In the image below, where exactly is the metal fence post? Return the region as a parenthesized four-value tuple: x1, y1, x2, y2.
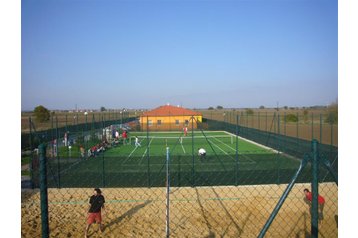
(311, 113, 314, 140)
(273, 112, 276, 134)
(191, 116, 195, 186)
(101, 115, 106, 187)
(276, 114, 280, 184)
(147, 116, 150, 187)
(39, 143, 49, 238)
(284, 112, 286, 136)
(29, 117, 34, 189)
(320, 114, 322, 144)
(258, 153, 311, 238)
(311, 139, 319, 237)
(102, 149, 105, 188)
(265, 111, 268, 132)
(235, 115, 239, 186)
(65, 114, 68, 135)
(296, 112, 299, 150)
(85, 114, 88, 149)
(56, 117, 61, 188)
(166, 147, 170, 238)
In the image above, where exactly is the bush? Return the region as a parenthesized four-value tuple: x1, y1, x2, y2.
(285, 114, 298, 122)
(246, 109, 254, 115)
(325, 102, 338, 124)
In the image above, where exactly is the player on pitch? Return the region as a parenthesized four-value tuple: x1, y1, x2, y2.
(135, 136, 141, 147)
(198, 148, 206, 160)
(85, 188, 105, 237)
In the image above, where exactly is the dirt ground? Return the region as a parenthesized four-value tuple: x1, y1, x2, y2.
(21, 183, 337, 238)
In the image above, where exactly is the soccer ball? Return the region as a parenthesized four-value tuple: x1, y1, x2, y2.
(84, 111, 88, 115)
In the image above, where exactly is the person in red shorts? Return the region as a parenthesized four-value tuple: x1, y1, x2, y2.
(122, 130, 128, 145)
(85, 188, 105, 237)
(303, 188, 325, 223)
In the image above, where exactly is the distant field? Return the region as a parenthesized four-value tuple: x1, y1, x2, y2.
(21, 107, 337, 146)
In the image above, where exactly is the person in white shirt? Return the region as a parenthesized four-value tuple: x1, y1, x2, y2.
(135, 136, 141, 147)
(198, 148, 206, 158)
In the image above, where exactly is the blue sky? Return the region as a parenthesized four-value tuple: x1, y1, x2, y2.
(21, 0, 338, 110)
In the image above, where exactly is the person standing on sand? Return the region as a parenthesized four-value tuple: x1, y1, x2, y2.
(85, 188, 105, 238)
(303, 188, 325, 223)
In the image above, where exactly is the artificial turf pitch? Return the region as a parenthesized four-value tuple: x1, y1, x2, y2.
(43, 131, 305, 188)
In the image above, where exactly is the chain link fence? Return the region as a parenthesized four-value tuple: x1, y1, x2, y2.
(21, 113, 338, 237)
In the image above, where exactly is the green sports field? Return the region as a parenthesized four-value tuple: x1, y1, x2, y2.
(44, 131, 306, 188)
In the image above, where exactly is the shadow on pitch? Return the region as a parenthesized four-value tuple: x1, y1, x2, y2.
(103, 200, 152, 230)
(283, 211, 310, 238)
(195, 188, 215, 237)
(211, 187, 248, 237)
(194, 187, 252, 238)
(334, 214, 338, 227)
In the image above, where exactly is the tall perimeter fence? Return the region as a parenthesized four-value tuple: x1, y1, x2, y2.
(21, 112, 338, 237)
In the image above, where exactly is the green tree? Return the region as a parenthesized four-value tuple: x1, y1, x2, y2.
(325, 102, 338, 124)
(100, 106, 106, 112)
(259, 105, 265, 109)
(303, 109, 309, 122)
(216, 105, 223, 110)
(34, 105, 51, 122)
(208, 107, 214, 110)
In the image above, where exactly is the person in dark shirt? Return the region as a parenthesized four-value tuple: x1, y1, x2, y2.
(85, 188, 105, 237)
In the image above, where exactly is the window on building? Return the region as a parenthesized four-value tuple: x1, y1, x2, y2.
(175, 120, 180, 125)
(157, 120, 162, 125)
(148, 120, 153, 126)
(185, 120, 189, 126)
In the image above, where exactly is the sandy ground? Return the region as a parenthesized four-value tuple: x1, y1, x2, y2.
(21, 183, 337, 238)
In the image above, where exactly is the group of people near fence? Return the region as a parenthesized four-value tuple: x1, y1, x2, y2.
(79, 139, 110, 159)
(112, 129, 128, 146)
(87, 143, 107, 158)
(78, 129, 130, 159)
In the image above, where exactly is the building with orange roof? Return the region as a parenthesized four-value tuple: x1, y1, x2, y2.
(140, 104, 202, 131)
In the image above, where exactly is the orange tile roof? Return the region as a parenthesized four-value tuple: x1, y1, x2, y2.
(142, 105, 202, 117)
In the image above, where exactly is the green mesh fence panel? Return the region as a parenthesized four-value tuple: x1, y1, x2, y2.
(21, 116, 338, 237)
